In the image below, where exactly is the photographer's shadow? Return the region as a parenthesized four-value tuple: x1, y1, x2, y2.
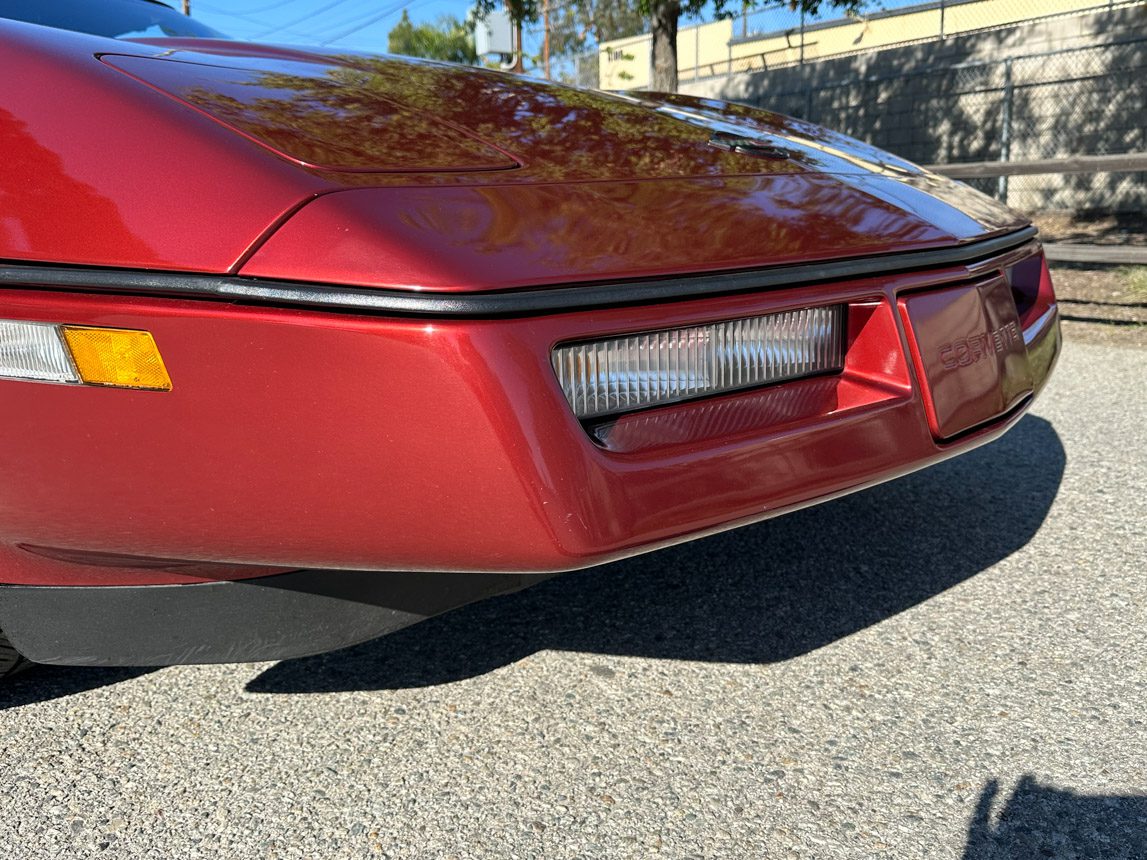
(964, 776, 1147, 859)
(249, 414, 1065, 694)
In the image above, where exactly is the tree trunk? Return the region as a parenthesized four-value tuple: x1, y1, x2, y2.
(649, 0, 680, 93)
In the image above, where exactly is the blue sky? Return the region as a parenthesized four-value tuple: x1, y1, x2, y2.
(188, 0, 922, 76)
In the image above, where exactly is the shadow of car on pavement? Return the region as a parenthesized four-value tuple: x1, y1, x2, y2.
(0, 414, 1065, 709)
(0, 665, 155, 711)
(246, 414, 1065, 694)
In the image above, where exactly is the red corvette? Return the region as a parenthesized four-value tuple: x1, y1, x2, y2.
(0, 0, 1059, 676)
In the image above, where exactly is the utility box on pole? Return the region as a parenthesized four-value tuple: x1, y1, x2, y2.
(474, 10, 514, 57)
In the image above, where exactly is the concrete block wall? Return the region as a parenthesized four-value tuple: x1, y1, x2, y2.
(679, 3, 1147, 212)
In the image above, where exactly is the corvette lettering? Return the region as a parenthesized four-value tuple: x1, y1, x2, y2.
(939, 321, 1022, 369)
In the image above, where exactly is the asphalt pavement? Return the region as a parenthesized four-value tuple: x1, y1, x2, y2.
(1, 335, 1145, 859)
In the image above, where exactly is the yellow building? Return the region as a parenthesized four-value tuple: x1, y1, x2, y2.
(598, 0, 1109, 90)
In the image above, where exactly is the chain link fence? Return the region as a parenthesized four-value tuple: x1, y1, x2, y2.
(753, 38, 1146, 212)
(577, 1, 1145, 213)
(572, 51, 601, 89)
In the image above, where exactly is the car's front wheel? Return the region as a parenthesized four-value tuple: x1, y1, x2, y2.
(0, 629, 30, 679)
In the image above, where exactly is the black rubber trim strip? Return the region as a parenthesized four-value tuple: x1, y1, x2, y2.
(0, 569, 553, 666)
(0, 226, 1037, 318)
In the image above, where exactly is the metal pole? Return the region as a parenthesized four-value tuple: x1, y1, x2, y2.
(998, 57, 1013, 202)
(799, 8, 805, 66)
(939, 0, 945, 40)
(182, 0, 190, 14)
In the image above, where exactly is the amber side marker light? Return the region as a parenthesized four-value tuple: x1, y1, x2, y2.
(61, 326, 171, 390)
(0, 320, 171, 390)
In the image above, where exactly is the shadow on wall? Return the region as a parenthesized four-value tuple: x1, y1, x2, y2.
(719, 12, 1146, 213)
(1010, 37, 1147, 213)
(246, 414, 1065, 694)
(731, 29, 1022, 166)
(963, 776, 1147, 859)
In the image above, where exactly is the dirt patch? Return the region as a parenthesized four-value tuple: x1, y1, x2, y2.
(1033, 211, 1147, 246)
(1049, 263, 1147, 349)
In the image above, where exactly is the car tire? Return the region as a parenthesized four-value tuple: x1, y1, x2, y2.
(0, 629, 31, 679)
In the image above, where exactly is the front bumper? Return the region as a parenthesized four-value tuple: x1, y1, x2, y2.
(0, 236, 1059, 664)
(0, 238, 1058, 590)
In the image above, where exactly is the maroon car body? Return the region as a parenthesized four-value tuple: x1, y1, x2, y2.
(0, 9, 1059, 669)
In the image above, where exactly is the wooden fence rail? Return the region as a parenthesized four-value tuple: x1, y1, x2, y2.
(925, 152, 1147, 179)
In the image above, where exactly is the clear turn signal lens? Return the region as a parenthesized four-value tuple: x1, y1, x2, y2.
(552, 305, 845, 419)
(0, 320, 80, 383)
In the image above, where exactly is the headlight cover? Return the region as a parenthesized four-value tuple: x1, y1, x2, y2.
(551, 304, 845, 420)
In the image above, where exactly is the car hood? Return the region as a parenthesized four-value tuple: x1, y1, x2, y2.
(108, 42, 1028, 291)
(110, 41, 932, 181)
(1, 22, 1028, 285)
(111, 42, 917, 182)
